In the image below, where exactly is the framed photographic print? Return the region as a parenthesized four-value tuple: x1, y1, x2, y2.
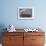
(18, 7, 34, 19)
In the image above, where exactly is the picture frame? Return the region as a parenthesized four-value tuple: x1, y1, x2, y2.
(18, 7, 34, 19)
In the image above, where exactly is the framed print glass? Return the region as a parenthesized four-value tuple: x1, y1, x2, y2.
(18, 7, 34, 19)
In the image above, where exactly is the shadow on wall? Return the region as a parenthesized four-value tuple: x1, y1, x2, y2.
(0, 24, 7, 43)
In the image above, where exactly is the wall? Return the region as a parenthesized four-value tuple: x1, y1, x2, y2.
(0, 0, 46, 30)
